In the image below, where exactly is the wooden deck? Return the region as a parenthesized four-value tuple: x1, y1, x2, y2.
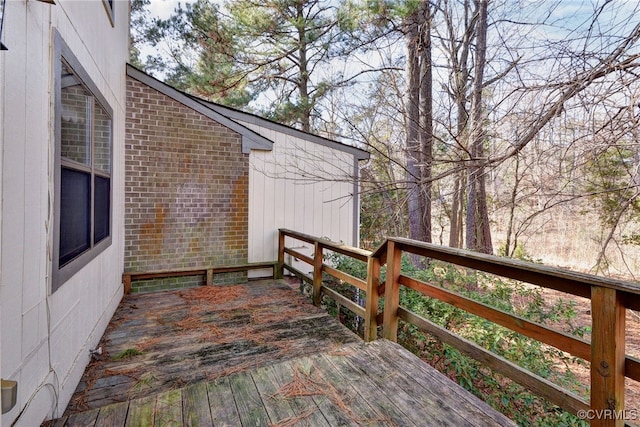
(49, 279, 515, 426)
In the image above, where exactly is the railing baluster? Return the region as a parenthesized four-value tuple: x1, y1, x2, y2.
(276, 230, 285, 279)
(382, 241, 401, 341)
(364, 256, 380, 342)
(312, 242, 323, 306)
(590, 286, 626, 427)
(206, 269, 213, 286)
(122, 273, 132, 294)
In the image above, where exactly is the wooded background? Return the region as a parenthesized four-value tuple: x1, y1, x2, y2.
(130, 0, 640, 279)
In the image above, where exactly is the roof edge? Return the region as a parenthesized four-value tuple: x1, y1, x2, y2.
(200, 100, 370, 160)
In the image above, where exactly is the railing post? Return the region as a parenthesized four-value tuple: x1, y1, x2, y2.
(364, 255, 380, 342)
(122, 273, 131, 295)
(590, 286, 625, 427)
(206, 269, 214, 286)
(276, 230, 285, 279)
(312, 242, 323, 306)
(382, 241, 401, 341)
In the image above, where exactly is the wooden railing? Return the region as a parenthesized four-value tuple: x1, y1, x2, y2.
(278, 228, 640, 427)
(122, 262, 278, 294)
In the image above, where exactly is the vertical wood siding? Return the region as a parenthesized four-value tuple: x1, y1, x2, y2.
(0, 1, 128, 425)
(245, 124, 357, 276)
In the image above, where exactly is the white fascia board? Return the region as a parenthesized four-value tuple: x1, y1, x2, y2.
(199, 100, 370, 161)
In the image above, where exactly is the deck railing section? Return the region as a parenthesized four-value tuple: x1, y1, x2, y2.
(122, 262, 278, 294)
(278, 228, 640, 427)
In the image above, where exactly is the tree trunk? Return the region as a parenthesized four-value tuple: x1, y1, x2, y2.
(296, 2, 311, 132)
(406, 0, 432, 249)
(465, 0, 493, 254)
(449, 172, 464, 248)
(444, 0, 472, 249)
(504, 154, 520, 256)
(419, 0, 433, 244)
(406, 7, 424, 243)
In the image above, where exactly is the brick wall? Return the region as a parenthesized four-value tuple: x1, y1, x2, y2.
(125, 77, 248, 291)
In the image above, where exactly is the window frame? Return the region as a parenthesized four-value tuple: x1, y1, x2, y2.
(102, 0, 115, 27)
(52, 31, 113, 291)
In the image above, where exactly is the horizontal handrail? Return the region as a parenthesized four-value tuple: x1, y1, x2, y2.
(277, 228, 640, 427)
(399, 274, 592, 361)
(323, 265, 367, 291)
(323, 285, 366, 318)
(398, 307, 589, 414)
(280, 228, 371, 262)
(391, 237, 640, 307)
(283, 247, 313, 266)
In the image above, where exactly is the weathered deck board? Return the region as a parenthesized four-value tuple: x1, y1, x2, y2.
(344, 343, 465, 426)
(94, 402, 128, 426)
(274, 358, 359, 427)
(52, 339, 516, 426)
(229, 371, 271, 426)
(48, 280, 516, 427)
(266, 359, 334, 427)
(182, 382, 212, 427)
(305, 353, 394, 426)
(375, 339, 514, 427)
(65, 280, 361, 414)
(64, 409, 99, 427)
(123, 395, 155, 427)
(155, 389, 183, 427)
(250, 365, 297, 423)
(207, 377, 242, 426)
(322, 352, 420, 426)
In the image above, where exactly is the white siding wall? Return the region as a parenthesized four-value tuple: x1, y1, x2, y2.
(0, 1, 128, 425)
(245, 124, 358, 277)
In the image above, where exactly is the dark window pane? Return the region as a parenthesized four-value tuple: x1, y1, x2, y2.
(60, 167, 91, 266)
(94, 176, 110, 244)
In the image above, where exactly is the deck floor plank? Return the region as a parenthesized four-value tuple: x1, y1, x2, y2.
(304, 353, 394, 426)
(272, 358, 360, 427)
(155, 389, 183, 427)
(64, 408, 99, 427)
(124, 395, 156, 427)
(373, 340, 515, 427)
(250, 365, 298, 425)
(207, 377, 242, 426)
(267, 360, 334, 427)
(322, 351, 419, 427)
(94, 401, 129, 427)
(49, 415, 69, 427)
(228, 370, 271, 426)
(344, 341, 472, 426)
(182, 381, 213, 427)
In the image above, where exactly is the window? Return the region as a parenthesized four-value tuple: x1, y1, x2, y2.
(102, 0, 115, 26)
(1, 0, 8, 50)
(53, 32, 112, 290)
